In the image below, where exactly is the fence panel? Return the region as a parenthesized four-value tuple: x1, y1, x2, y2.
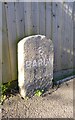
(39, 2, 46, 35)
(45, 2, 52, 39)
(2, 2, 74, 83)
(31, 2, 40, 34)
(5, 2, 17, 81)
(15, 2, 25, 40)
(52, 2, 73, 72)
(24, 2, 33, 36)
(2, 3, 12, 83)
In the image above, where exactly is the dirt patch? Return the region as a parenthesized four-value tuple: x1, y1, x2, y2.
(2, 79, 73, 118)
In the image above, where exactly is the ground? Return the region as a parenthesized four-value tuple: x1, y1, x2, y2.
(2, 79, 73, 118)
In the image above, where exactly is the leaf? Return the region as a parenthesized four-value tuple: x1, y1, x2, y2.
(35, 89, 44, 97)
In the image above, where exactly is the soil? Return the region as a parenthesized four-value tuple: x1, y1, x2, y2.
(1, 79, 73, 118)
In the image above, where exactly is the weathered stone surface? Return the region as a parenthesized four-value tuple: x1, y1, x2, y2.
(18, 35, 53, 98)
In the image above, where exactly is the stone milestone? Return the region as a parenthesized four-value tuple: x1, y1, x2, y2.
(18, 35, 54, 98)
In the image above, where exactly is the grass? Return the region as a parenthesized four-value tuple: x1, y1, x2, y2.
(0, 80, 18, 104)
(0, 81, 10, 104)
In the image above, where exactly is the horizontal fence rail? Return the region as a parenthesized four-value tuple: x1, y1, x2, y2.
(2, 2, 74, 83)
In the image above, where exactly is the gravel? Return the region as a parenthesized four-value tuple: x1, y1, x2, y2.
(2, 79, 73, 118)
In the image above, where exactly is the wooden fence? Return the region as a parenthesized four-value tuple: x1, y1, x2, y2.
(2, 2, 75, 83)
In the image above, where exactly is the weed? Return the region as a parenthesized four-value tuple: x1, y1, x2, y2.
(0, 81, 10, 104)
(34, 89, 44, 97)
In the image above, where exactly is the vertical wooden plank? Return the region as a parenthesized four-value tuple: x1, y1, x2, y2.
(45, 2, 52, 39)
(55, 3, 62, 71)
(67, 2, 73, 69)
(60, 3, 67, 70)
(61, 2, 73, 70)
(2, 3, 12, 83)
(73, 2, 75, 70)
(53, 2, 63, 72)
(0, 2, 2, 83)
(68, 2, 73, 69)
(15, 2, 25, 40)
(52, 2, 59, 72)
(39, 2, 46, 35)
(24, 2, 33, 36)
(64, 3, 70, 69)
(5, 2, 17, 81)
(61, 2, 66, 70)
(31, 2, 40, 34)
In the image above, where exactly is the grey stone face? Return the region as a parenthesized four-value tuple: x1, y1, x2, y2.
(18, 35, 53, 98)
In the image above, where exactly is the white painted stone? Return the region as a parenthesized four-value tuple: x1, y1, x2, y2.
(18, 35, 54, 98)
